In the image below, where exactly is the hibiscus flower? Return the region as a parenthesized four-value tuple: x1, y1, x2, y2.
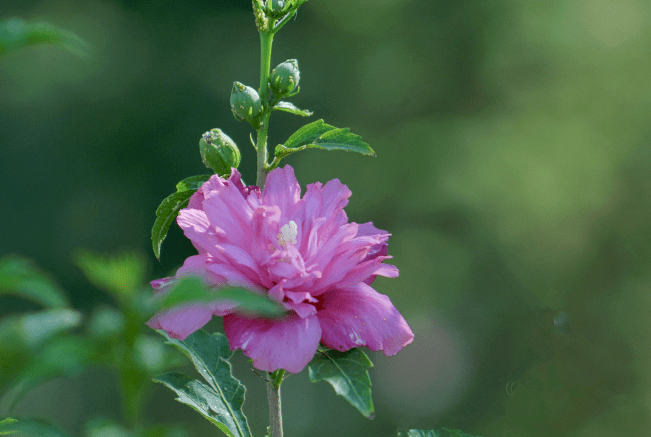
(147, 165, 413, 373)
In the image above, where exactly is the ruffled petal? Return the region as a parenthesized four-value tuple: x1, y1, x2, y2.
(317, 282, 413, 355)
(223, 313, 322, 373)
(177, 209, 219, 254)
(262, 166, 301, 217)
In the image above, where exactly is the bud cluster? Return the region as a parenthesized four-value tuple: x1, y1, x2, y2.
(263, 0, 308, 19)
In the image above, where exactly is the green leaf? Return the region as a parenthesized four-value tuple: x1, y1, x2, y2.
(153, 276, 286, 318)
(74, 250, 147, 297)
(175, 175, 212, 192)
(275, 119, 375, 160)
(0, 255, 69, 307)
(0, 18, 89, 57)
(397, 429, 482, 437)
(307, 347, 375, 418)
(0, 419, 70, 437)
(152, 192, 193, 260)
(0, 418, 18, 435)
(152, 175, 212, 260)
(273, 101, 313, 117)
(154, 330, 252, 437)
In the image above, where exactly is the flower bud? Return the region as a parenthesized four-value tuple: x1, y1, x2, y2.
(230, 82, 262, 122)
(199, 129, 241, 176)
(269, 59, 300, 96)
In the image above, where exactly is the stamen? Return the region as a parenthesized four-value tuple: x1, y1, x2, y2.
(277, 220, 298, 247)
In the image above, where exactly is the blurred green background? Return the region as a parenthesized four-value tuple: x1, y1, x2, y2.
(2, 0, 651, 436)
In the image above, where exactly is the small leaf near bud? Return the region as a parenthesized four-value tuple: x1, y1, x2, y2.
(269, 59, 300, 96)
(230, 82, 262, 123)
(199, 129, 241, 176)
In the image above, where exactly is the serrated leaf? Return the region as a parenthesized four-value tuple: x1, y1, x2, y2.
(308, 348, 374, 418)
(0, 18, 89, 57)
(275, 119, 375, 160)
(273, 101, 313, 117)
(397, 429, 481, 437)
(0, 255, 68, 308)
(176, 175, 212, 192)
(154, 330, 251, 437)
(154, 277, 286, 318)
(74, 250, 146, 297)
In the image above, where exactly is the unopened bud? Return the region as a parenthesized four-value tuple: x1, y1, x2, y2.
(269, 59, 300, 96)
(199, 129, 241, 176)
(230, 82, 262, 122)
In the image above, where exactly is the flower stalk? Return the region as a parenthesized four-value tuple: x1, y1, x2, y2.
(256, 25, 275, 189)
(267, 370, 285, 437)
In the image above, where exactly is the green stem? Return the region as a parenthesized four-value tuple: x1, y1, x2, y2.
(256, 26, 275, 189)
(267, 370, 285, 437)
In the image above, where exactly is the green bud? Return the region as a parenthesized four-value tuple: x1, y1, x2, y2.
(199, 129, 241, 176)
(230, 82, 262, 122)
(269, 59, 300, 96)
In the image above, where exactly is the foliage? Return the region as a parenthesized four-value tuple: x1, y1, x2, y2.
(154, 330, 252, 437)
(307, 347, 374, 418)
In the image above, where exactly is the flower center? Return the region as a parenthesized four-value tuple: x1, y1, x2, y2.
(277, 220, 297, 247)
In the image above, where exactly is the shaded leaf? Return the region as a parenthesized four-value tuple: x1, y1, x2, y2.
(308, 348, 374, 418)
(74, 250, 147, 297)
(397, 429, 481, 437)
(273, 101, 313, 117)
(0, 18, 89, 57)
(0, 418, 18, 435)
(275, 119, 375, 161)
(152, 175, 211, 260)
(152, 192, 193, 260)
(0, 256, 68, 308)
(154, 330, 252, 437)
(1, 419, 70, 437)
(154, 276, 285, 318)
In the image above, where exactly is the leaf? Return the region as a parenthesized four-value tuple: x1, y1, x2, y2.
(0, 255, 68, 308)
(154, 330, 252, 437)
(307, 347, 374, 418)
(152, 175, 212, 260)
(0, 418, 18, 435)
(0, 419, 70, 437)
(275, 119, 375, 160)
(0, 18, 89, 57)
(152, 192, 193, 260)
(74, 250, 147, 297)
(175, 175, 212, 192)
(273, 101, 313, 117)
(152, 277, 286, 318)
(397, 429, 482, 437)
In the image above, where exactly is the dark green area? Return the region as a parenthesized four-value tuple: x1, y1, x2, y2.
(2, 0, 651, 436)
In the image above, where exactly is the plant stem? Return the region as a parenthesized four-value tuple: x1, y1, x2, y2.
(267, 370, 285, 437)
(256, 25, 275, 189)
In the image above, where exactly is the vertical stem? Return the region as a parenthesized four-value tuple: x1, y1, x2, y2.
(256, 26, 275, 189)
(267, 370, 285, 437)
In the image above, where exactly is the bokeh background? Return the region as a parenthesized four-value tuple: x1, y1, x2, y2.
(2, 0, 651, 436)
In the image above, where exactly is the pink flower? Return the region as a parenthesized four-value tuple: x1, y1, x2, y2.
(147, 165, 413, 373)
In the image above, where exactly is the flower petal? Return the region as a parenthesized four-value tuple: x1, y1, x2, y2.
(223, 313, 322, 373)
(147, 302, 228, 340)
(317, 283, 413, 355)
(177, 209, 219, 254)
(262, 166, 301, 217)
